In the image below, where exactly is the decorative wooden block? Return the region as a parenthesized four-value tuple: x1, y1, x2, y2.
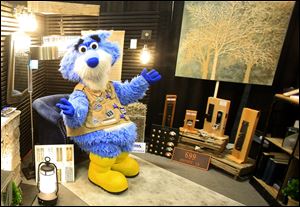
(180, 110, 198, 134)
(162, 95, 177, 127)
(203, 97, 230, 137)
(227, 108, 260, 164)
(27, 1, 100, 16)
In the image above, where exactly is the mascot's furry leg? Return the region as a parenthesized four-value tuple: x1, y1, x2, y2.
(88, 153, 128, 193)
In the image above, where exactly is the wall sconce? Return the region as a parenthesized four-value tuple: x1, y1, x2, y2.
(37, 157, 59, 206)
(140, 44, 151, 65)
(12, 31, 31, 54)
(14, 5, 37, 32)
(140, 30, 152, 65)
(141, 30, 152, 40)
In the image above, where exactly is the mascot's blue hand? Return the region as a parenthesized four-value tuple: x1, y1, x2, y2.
(56, 98, 75, 117)
(141, 68, 161, 85)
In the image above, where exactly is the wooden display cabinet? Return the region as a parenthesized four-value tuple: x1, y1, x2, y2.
(203, 97, 230, 137)
(227, 108, 260, 164)
(162, 95, 177, 128)
(249, 93, 299, 206)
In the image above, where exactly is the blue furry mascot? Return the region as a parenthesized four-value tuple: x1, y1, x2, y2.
(56, 31, 161, 194)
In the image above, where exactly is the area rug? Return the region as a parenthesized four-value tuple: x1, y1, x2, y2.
(62, 155, 243, 206)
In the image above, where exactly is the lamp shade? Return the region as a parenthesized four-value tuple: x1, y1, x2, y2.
(30, 46, 59, 60)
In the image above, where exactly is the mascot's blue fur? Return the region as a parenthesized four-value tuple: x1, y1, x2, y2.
(56, 30, 161, 193)
(57, 30, 161, 158)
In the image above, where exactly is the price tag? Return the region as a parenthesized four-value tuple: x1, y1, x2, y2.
(171, 147, 211, 170)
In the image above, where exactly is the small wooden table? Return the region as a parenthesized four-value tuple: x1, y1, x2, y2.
(179, 129, 229, 153)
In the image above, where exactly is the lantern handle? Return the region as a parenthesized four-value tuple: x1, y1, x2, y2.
(53, 163, 59, 195)
(45, 156, 51, 163)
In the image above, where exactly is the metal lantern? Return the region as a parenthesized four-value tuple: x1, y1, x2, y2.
(37, 157, 59, 206)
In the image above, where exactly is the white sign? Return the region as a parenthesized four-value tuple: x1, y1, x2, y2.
(130, 39, 137, 49)
(35, 144, 74, 183)
(132, 142, 146, 153)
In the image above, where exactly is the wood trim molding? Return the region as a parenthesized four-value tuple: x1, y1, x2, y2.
(27, 1, 100, 16)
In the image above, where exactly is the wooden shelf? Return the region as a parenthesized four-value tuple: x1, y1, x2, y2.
(251, 93, 299, 206)
(278, 200, 287, 206)
(275, 94, 299, 105)
(253, 176, 279, 199)
(265, 137, 293, 155)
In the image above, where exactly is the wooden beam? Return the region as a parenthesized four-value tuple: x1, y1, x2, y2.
(27, 1, 100, 16)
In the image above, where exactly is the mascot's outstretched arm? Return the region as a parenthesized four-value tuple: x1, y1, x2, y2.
(113, 68, 161, 105)
(56, 91, 89, 128)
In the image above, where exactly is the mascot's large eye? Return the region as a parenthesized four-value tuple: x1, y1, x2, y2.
(90, 42, 98, 50)
(78, 45, 87, 53)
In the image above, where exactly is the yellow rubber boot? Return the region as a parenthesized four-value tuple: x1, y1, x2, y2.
(88, 153, 128, 194)
(111, 152, 139, 177)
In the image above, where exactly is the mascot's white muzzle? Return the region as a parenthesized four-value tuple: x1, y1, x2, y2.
(84, 50, 99, 68)
(73, 48, 113, 90)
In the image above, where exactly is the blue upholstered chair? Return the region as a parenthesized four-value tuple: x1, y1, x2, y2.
(32, 94, 88, 163)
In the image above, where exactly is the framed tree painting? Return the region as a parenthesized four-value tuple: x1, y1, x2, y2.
(175, 1, 295, 85)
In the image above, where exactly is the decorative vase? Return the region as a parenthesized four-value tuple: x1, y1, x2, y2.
(287, 196, 299, 206)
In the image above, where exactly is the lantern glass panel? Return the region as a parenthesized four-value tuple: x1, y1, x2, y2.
(39, 172, 57, 194)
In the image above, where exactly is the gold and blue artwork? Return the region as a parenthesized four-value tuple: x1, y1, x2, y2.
(175, 1, 295, 85)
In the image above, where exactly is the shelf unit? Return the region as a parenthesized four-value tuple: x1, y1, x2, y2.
(250, 93, 299, 206)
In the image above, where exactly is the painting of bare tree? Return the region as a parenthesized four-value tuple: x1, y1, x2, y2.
(175, 1, 295, 85)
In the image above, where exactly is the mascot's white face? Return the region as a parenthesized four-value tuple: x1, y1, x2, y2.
(59, 32, 120, 91)
(74, 47, 112, 91)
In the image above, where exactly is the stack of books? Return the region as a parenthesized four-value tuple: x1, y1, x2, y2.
(256, 152, 289, 186)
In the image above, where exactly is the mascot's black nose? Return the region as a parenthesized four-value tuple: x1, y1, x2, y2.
(86, 57, 99, 68)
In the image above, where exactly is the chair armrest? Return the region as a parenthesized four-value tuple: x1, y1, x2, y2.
(33, 99, 61, 125)
(57, 117, 68, 144)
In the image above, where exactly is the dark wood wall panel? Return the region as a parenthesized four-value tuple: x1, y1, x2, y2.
(44, 12, 160, 105)
(2, 1, 298, 158)
(1, 1, 18, 107)
(43, 60, 76, 95)
(1, 1, 46, 158)
(146, 1, 299, 143)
